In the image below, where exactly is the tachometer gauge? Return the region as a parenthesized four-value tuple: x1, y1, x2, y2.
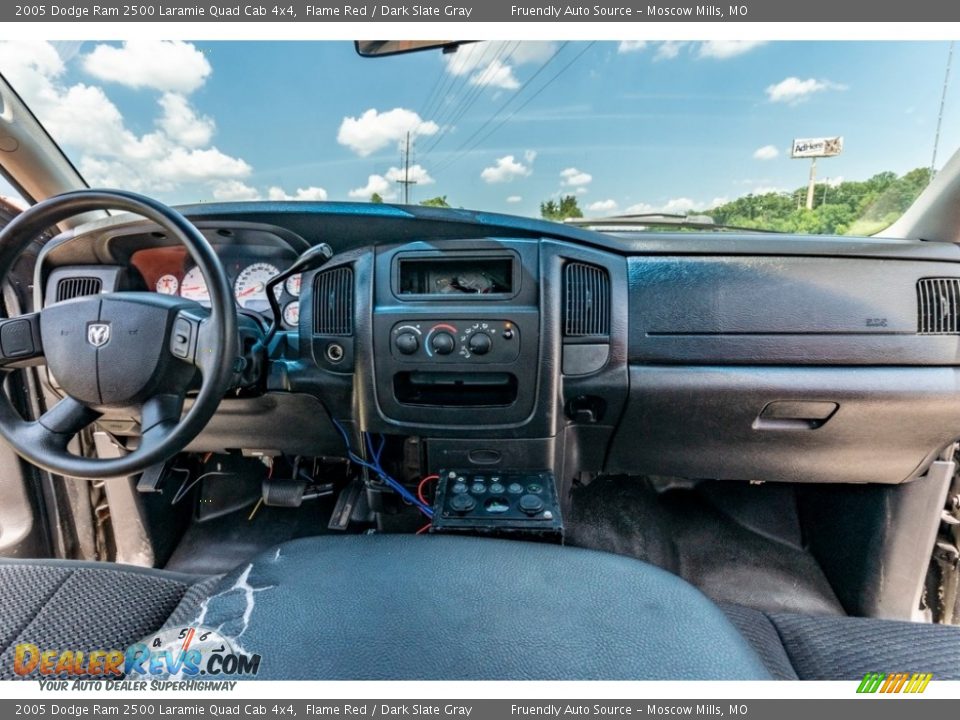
(282, 301, 300, 327)
(284, 273, 302, 297)
(155, 274, 179, 295)
(234, 262, 280, 310)
(180, 267, 210, 305)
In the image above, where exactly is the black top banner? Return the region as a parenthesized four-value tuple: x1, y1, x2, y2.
(4, 0, 960, 22)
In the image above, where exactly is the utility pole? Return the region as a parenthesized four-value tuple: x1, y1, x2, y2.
(805, 157, 817, 211)
(396, 131, 417, 205)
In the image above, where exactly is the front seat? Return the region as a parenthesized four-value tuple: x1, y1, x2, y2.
(0, 535, 957, 680)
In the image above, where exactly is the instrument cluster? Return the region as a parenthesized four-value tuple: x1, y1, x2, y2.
(130, 245, 302, 328)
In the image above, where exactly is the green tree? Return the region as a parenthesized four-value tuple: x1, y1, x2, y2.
(705, 167, 931, 236)
(540, 195, 583, 221)
(370, 192, 384, 204)
(420, 195, 451, 208)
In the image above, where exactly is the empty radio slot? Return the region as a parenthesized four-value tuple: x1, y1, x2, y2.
(393, 371, 518, 407)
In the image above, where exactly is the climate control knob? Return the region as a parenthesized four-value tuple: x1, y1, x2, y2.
(430, 331, 456, 356)
(395, 332, 419, 355)
(467, 332, 492, 355)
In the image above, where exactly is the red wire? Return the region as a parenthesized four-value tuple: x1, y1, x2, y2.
(416, 522, 432, 535)
(417, 474, 439, 506)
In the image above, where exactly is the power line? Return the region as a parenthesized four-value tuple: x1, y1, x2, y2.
(424, 41, 501, 140)
(419, 42, 521, 161)
(431, 42, 571, 172)
(434, 42, 595, 177)
(419, 41, 486, 130)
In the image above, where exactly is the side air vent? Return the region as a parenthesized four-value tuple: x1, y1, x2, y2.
(55, 276, 102, 302)
(314, 266, 354, 336)
(918, 278, 960, 334)
(564, 262, 610, 337)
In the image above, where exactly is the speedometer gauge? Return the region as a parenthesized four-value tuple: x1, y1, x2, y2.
(234, 262, 280, 310)
(180, 267, 210, 305)
(155, 274, 179, 295)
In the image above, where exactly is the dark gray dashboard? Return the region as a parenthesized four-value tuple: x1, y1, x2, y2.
(31, 201, 960, 487)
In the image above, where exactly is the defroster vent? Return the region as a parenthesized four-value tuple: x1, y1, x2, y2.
(55, 276, 102, 302)
(918, 277, 960, 334)
(313, 266, 354, 335)
(564, 262, 610, 337)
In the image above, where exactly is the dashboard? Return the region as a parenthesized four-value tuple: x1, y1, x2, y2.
(27, 201, 960, 490)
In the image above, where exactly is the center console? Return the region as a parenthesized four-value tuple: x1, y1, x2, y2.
(371, 240, 541, 427)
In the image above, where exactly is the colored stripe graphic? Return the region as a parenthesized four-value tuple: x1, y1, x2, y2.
(857, 672, 932, 693)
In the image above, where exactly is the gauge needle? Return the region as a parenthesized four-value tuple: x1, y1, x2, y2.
(236, 283, 264, 298)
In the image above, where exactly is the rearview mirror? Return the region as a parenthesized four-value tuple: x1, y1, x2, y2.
(355, 41, 473, 58)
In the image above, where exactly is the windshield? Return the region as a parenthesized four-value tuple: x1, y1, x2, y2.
(0, 40, 957, 235)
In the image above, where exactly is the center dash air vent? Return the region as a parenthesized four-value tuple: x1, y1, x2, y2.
(564, 262, 610, 337)
(918, 278, 960, 334)
(313, 266, 354, 335)
(55, 276, 102, 302)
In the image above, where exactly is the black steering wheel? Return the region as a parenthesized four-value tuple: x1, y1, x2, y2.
(0, 190, 238, 479)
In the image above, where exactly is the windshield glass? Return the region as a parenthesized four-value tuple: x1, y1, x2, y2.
(0, 40, 956, 235)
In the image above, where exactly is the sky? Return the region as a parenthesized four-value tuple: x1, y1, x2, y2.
(0, 40, 957, 218)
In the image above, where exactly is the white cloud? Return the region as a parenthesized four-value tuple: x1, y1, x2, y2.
(443, 42, 557, 92)
(751, 186, 786, 196)
(384, 164, 435, 186)
(212, 181, 260, 201)
(158, 93, 214, 148)
(625, 197, 699, 215)
(766, 77, 845, 104)
(469, 59, 519, 90)
(0, 40, 253, 197)
(655, 42, 687, 61)
(753, 144, 780, 160)
(337, 108, 438, 157)
(560, 167, 592, 187)
(617, 41, 648, 54)
(587, 199, 618, 213)
(267, 186, 329, 201)
(697, 41, 767, 60)
(348, 174, 394, 200)
(83, 41, 211, 94)
(506, 195, 523, 203)
(481, 155, 533, 184)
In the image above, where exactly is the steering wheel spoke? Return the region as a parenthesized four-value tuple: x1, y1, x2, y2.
(139, 393, 186, 446)
(37, 397, 100, 447)
(0, 312, 44, 368)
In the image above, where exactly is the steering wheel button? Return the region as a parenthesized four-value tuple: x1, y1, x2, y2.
(0, 319, 34, 358)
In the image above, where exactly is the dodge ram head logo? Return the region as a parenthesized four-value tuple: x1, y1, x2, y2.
(87, 323, 111, 347)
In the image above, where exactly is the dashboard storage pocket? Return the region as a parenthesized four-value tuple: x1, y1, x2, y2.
(393, 371, 518, 407)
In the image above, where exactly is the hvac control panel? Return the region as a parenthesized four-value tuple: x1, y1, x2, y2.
(430, 469, 563, 540)
(389, 320, 521, 363)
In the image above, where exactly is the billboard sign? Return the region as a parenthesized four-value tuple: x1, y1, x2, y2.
(791, 136, 844, 158)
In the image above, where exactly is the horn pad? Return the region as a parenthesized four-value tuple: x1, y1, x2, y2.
(41, 294, 195, 407)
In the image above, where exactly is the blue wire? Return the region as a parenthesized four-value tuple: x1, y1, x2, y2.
(331, 418, 433, 518)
